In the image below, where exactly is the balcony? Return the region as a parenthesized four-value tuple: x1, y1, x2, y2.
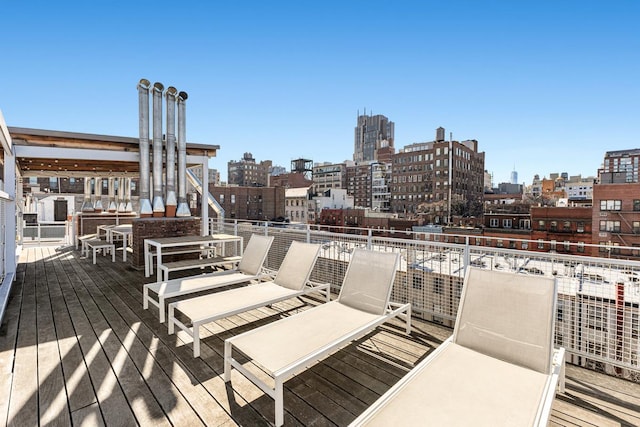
(1, 222, 639, 425)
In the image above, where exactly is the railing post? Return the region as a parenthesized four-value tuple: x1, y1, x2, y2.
(234, 220, 238, 236)
(306, 224, 311, 243)
(463, 236, 470, 273)
(264, 220, 268, 236)
(367, 229, 373, 250)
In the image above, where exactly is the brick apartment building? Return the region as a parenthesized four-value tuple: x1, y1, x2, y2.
(592, 149, 640, 258)
(391, 128, 485, 224)
(210, 186, 285, 221)
(227, 152, 272, 187)
(531, 206, 593, 255)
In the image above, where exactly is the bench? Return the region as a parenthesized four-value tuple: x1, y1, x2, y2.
(146, 247, 216, 275)
(158, 255, 242, 281)
(76, 233, 97, 251)
(83, 239, 116, 264)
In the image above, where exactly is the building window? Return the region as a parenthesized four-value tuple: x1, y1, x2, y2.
(600, 200, 621, 211)
(587, 305, 607, 332)
(490, 218, 499, 228)
(599, 220, 621, 232)
(564, 241, 571, 252)
(537, 239, 544, 249)
(231, 195, 235, 204)
(520, 219, 531, 229)
(563, 221, 571, 231)
(538, 220, 545, 230)
(557, 301, 564, 322)
(634, 221, 640, 234)
(521, 241, 529, 250)
(577, 221, 584, 233)
(550, 221, 558, 232)
(577, 242, 585, 253)
(503, 219, 512, 229)
(634, 199, 640, 211)
(433, 277, 444, 294)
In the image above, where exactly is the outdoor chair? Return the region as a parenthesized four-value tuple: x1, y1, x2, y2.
(143, 234, 274, 323)
(168, 241, 330, 357)
(224, 249, 412, 427)
(349, 267, 566, 427)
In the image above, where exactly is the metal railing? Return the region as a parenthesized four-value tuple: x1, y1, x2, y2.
(22, 220, 71, 244)
(211, 218, 640, 378)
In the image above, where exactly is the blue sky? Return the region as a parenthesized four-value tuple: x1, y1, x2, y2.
(2, 0, 639, 185)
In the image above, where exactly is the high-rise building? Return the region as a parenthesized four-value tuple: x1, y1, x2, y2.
(391, 127, 485, 224)
(510, 168, 518, 185)
(227, 152, 272, 187)
(354, 113, 394, 163)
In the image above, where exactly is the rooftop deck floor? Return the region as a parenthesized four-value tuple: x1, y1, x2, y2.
(1, 245, 639, 426)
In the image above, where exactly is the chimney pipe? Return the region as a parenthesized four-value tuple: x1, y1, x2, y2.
(107, 177, 117, 212)
(94, 177, 103, 212)
(81, 177, 94, 212)
(124, 178, 133, 212)
(137, 79, 153, 217)
(152, 82, 165, 216)
(165, 87, 178, 217)
(118, 177, 126, 212)
(176, 91, 191, 217)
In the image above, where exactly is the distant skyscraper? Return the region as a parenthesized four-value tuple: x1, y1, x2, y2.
(510, 167, 518, 185)
(354, 112, 394, 163)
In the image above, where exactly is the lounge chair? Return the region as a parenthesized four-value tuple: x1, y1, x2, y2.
(143, 234, 274, 323)
(223, 249, 412, 427)
(350, 267, 566, 427)
(168, 241, 330, 357)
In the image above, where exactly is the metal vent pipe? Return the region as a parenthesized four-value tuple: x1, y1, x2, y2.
(124, 178, 133, 212)
(152, 82, 165, 216)
(137, 79, 153, 217)
(165, 87, 178, 217)
(176, 91, 191, 217)
(94, 177, 103, 212)
(107, 177, 117, 212)
(118, 177, 126, 212)
(81, 177, 94, 212)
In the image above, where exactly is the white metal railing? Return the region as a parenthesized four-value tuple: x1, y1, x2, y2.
(22, 220, 71, 244)
(211, 218, 640, 378)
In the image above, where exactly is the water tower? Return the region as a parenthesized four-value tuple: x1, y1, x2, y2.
(291, 158, 313, 180)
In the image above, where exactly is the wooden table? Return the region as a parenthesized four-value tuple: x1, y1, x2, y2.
(144, 234, 243, 281)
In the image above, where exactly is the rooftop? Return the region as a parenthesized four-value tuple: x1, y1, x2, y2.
(1, 245, 638, 426)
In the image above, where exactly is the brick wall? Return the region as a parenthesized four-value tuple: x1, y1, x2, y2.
(130, 217, 202, 269)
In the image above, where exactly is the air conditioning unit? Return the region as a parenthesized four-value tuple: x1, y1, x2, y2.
(599, 212, 608, 217)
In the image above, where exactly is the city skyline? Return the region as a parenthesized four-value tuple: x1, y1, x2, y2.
(2, 1, 638, 185)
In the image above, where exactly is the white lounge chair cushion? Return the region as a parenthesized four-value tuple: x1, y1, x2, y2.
(359, 342, 549, 427)
(172, 282, 300, 322)
(454, 268, 555, 374)
(273, 241, 320, 290)
(338, 250, 398, 315)
(230, 301, 380, 374)
(237, 234, 274, 275)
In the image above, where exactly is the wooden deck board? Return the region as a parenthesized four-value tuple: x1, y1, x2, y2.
(0, 245, 638, 426)
(36, 247, 72, 426)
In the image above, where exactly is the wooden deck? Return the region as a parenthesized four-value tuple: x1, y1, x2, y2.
(1, 245, 639, 426)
